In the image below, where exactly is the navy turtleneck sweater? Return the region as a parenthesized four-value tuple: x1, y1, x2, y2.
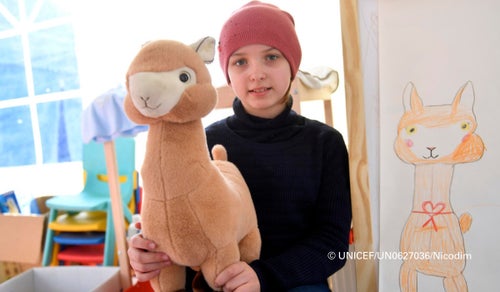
(190, 97, 352, 291)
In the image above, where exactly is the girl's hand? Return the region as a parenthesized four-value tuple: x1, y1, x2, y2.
(127, 228, 172, 282)
(215, 261, 260, 292)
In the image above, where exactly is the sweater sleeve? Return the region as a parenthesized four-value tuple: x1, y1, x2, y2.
(249, 131, 352, 291)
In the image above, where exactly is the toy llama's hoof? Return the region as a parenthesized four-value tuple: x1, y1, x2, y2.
(192, 271, 216, 292)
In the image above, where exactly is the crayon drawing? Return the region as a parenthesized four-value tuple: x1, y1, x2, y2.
(378, 1, 500, 291)
(394, 81, 484, 291)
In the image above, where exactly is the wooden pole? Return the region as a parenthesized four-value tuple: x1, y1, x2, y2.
(339, 0, 377, 291)
(103, 141, 132, 290)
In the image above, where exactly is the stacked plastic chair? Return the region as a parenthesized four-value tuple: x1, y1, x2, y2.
(42, 137, 136, 266)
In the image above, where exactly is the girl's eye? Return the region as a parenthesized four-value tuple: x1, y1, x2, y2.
(234, 59, 247, 66)
(405, 126, 416, 135)
(266, 54, 279, 61)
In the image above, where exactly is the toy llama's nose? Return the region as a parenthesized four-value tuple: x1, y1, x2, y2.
(128, 67, 197, 118)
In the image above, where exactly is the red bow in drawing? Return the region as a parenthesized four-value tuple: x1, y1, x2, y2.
(412, 201, 452, 232)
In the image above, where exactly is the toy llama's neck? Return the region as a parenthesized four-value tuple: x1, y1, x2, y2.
(412, 163, 454, 212)
(144, 119, 212, 198)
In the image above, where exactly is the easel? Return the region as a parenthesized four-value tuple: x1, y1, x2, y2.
(104, 140, 132, 290)
(339, 0, 377, 291)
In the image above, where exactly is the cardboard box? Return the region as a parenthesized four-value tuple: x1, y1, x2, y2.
(0, 266, 120, 292)
(0, 214, 47, 264)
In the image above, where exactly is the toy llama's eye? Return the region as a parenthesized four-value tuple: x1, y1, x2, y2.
(405, 126, 416, 135)
(461, 121, 470, 131)
(179, 72, 191, 83)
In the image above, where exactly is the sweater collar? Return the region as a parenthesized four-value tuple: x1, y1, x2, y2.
(227, 97, 304, 142)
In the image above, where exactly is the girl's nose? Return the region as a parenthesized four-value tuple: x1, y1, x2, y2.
(249, 62, 266, 81)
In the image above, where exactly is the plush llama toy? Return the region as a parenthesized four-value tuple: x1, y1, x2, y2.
(123, 37, 261, 291)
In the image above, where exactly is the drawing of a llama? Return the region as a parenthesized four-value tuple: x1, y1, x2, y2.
(394, 81, 485, 292)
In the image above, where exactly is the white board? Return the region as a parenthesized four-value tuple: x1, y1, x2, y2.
(379, 0, 500, 291)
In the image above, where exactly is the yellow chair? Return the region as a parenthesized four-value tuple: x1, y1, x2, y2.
(42, 137, 136, 266)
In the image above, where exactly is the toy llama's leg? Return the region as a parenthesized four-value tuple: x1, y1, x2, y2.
(443, 274, 468, 292)
(238, 227, 261, 262)
(400, 261, 417, 292)
(150, 264, 185, 292)
(201, 243, 240, 290)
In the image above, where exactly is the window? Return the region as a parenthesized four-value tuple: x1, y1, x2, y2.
(0, 0, 82, 167)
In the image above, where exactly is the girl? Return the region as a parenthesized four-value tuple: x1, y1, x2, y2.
(128, 2, 352, 291)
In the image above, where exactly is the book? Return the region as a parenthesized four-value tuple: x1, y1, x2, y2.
(0, 190, 21, 214)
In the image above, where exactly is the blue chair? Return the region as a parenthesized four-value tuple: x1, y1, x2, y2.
(42, 137, 136, 266)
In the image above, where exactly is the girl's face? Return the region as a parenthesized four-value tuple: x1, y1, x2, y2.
(227, 44, 292, 119)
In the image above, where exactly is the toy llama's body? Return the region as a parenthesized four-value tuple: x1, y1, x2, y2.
(124, 37, 260, 291)
(395, 81, 484, 292)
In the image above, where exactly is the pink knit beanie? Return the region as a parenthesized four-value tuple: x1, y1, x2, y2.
(218, 1, 302, 84)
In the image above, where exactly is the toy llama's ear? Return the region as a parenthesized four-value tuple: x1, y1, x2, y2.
(191, 37, 216, 64)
